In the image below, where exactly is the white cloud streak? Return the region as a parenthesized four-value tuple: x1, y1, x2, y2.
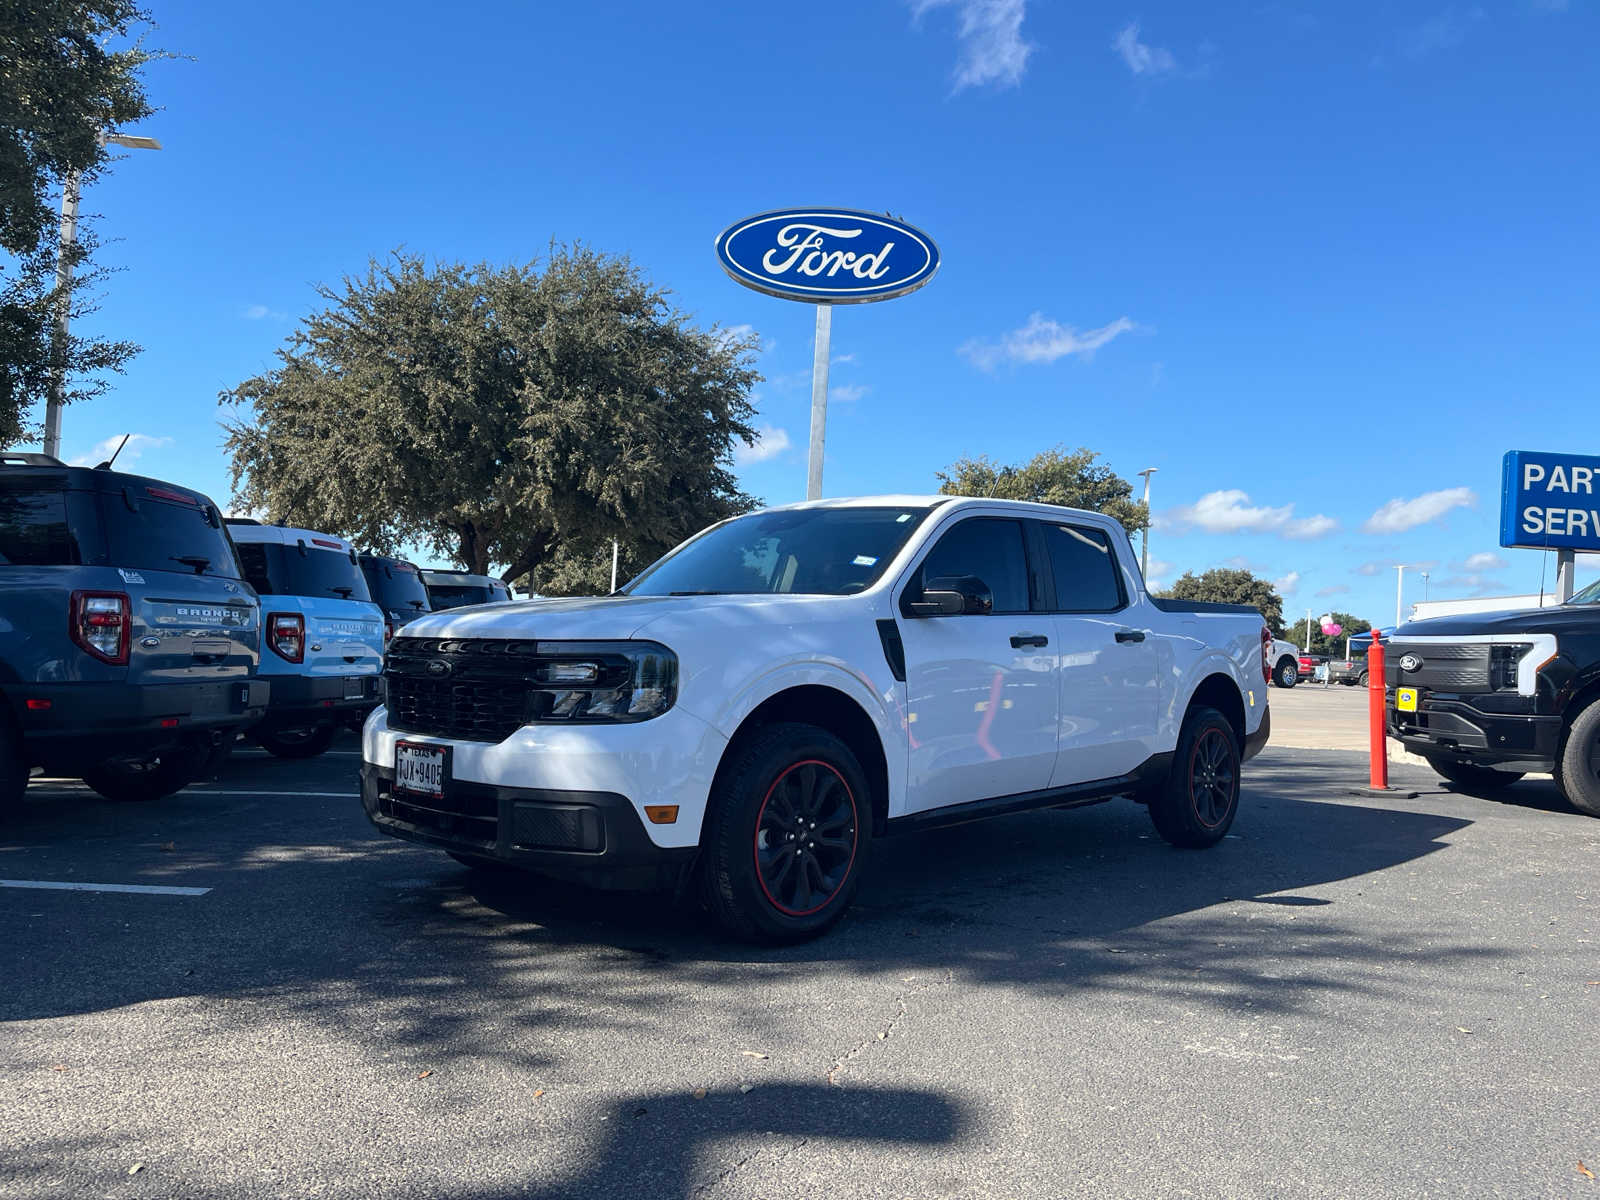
(1274, 571, 1301, 596)
(911, 0, 1035, 91)
(1113, 23, 1177, 75)
(1460, 552, 1507, 571)
(733, 425, 792, 466)
(243, 304, 287, 321)
(960, 314, 1136, 370)
(830, 383, 869, 403)
(68, 433, 173, 467)
(1315, 584, 1351, 598)
(1166, 490, 1339, 539)
(1362, 487, 1476, 534)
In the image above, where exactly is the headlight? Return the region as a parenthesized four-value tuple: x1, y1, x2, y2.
(527, 641, 678, 722)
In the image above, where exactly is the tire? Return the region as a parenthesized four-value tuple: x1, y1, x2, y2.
(0, 719, 26, 818)
(700, 722, 869, 944)
(1149, 706, 1241, 848)
(255, 723, 340, 760)
(1425, 754, 1525, 795)
(1273, 658, 1299, 688)
(81, 741, 207, 803)
(1555, 699, 1600, 817)
(1357, 671, 1370, 688)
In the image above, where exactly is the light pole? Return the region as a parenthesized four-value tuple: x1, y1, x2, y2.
(42, 132, 161, 461)
(1394, 564, 1406, 628)
(1421, 571, 1430, 603)
(1136, 467, 1157, 580)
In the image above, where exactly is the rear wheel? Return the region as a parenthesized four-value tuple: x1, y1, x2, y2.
(1426, 754, 1525, 795)
(81, 741, 208, 803)
(1357, 671, 1370, 688)
(1273, 658, 1299, 688)
(701, 723, 868, 943)
(255, 724, 340, 760)
(1149, 706, 1240, 848)
(1555, 699, 1600, 817)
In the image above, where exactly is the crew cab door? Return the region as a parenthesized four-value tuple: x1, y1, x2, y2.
(895, 516, 1059, 814)
(1030, 519, 1161, 784)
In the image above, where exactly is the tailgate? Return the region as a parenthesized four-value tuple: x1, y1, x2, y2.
(301, 596, 384, 678)
(129, 571, 258, 684)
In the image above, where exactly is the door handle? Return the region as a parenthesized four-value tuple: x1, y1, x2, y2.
(1010, 634, 1049, 649)
(1115, 629, 1146, 643)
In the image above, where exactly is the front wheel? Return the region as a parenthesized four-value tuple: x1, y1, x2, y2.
(1273, 658, 1299, 688)
(700, 723, 868, 943)
(255, 724, 340, 760)
(1426, 754, 1524, 796)
(1556, 699, 1600, 817)
(1149, 706, 1241, 848)
(81, 742, 208, 803)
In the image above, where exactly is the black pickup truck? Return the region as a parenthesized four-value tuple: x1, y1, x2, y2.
(1386, 580, 1600, 814)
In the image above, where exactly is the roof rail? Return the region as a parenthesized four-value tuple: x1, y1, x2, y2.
(0, 452, 66, 467)
(223, 517, 261, 526)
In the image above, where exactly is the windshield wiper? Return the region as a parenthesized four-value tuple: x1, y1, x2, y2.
(170, 555, 210, 575)
(329, 586, 355, 598)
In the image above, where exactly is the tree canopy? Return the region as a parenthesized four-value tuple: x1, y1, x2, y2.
(223, 247, 761, 593)
(1, 0, 157, 445)
(935, 446, 1150, 534)
(1163, 567, 1285, 633)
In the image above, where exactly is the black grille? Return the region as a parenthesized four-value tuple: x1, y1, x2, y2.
(386, 637, 534, 743)
(1387, 642, 1491, 693)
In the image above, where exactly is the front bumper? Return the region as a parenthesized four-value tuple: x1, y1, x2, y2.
(361, 763, 695, 890)
(257, 673, 380, 730)
(1388, 693, 1562, 771)
(5, 678, 270, 768)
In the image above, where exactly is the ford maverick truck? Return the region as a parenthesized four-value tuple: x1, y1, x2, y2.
(361, 497, 1272, 941)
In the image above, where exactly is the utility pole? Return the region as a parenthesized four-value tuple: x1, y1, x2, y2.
(42, 133, 162, 461)
(1556, 549, 1576, 603)
(1421, 571, 1430, 603)
(610, 539, 619, 593)
(1394, 564, 1406, 628)
(805, 304, 832, 500)
(1136, 467, 1157, 580)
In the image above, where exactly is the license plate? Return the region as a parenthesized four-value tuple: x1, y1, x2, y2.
(394, 741, 447, 800)
(1397, 687, 1419, 712)
(344, 676, 366, 701)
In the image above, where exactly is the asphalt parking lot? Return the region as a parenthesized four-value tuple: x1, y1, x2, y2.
(3, 724, 1598, 1199)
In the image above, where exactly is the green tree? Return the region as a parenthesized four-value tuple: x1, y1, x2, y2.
(1, 1, 158, 445)
(223, 248, 761, 591)
(935, 445, 1150, 534)
(1164, 567, 1285, 634)
(1283, 610, 1372, 657)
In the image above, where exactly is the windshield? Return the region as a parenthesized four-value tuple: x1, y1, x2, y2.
(625, 505, 934, 597)
(1570, 578, 1600, 605)
(361, 559, 431, 613)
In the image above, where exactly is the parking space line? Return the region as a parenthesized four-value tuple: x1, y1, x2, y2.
(1, 879, 211, 896)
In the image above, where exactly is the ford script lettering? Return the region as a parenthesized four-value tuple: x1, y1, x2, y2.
(715, 208, 939, 304)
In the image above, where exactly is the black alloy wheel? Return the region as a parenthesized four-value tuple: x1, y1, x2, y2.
(1148, 705, 1241, 848)
(1556, 698, 1600, 817)
(753, 760, 859, 917)
(1188, 727, 1238, 829)
(255, 723, 340, 760)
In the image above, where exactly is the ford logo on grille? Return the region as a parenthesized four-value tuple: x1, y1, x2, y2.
(1399, 654, 1422, 672)
(425, 659, 452, 678)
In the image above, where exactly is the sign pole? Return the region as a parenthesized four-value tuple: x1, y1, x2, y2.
(1557, 549, 1576, 603)
(806, 303, 832, 501)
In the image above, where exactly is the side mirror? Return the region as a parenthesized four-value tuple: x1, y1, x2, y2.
(905, 575, 993, 617)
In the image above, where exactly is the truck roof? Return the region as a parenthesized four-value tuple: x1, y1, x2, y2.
(225, 522, 355, 554)
(762, 494, 1119, 525)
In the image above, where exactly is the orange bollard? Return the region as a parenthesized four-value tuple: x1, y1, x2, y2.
(1367, 627, 1389, 790)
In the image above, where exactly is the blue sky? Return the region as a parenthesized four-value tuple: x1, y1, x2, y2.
(38, 0, 1600, 619)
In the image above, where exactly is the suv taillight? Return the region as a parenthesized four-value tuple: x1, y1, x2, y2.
(1260, 627, 1272, 684)
(267, 612, 305, 663)
(70, 591, 131, 665)
(383, 618, 394, 648)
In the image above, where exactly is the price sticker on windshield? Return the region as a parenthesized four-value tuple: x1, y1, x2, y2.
(1396, 687, 1419, 713)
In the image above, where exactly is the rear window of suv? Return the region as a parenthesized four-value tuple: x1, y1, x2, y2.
(361, 558, 430, 614)
(99, 492, 243, 579)
(237, 541, 373, 601)
(0, 481, 82, 566)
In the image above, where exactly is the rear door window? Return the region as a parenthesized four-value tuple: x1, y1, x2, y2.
(98, 490, 241, 578)
(1038, 522, 1126, 612)
(0, 481, 81, 565)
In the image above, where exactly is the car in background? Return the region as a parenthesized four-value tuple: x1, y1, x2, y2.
(1268, 639, 1302, 687)
(1329, 657, 1370, 687)
(419, 569, 512, 610)
(226, 521, 384, 758)
(1, 453, 269, 808)
(1297, 653, 1329, 681)
(358, 553, 432, 644)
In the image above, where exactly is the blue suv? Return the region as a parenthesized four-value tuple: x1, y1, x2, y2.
(226, 521, 384, 758)
(0, 453, 269, 808)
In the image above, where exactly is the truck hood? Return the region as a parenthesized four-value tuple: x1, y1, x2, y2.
(393, 593, 865, 643)
(1396, 604, 1600, 638)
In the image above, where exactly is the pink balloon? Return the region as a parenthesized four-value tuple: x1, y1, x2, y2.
(1322, 622, 1342, 637)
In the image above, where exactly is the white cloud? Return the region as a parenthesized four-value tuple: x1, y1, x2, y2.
(733, 425, 792, 467)
(1397, 6, 1485, 59)
(1113, 23, 1177, 75)
(1362, 487, 1476, 534)
(68, 433, 173, 468)
(1460, 551, 1507, 571)
(960, 313, 1136, 370)
(715, 323, 767, 354)
(911, 0, 1035, 91)
(242, 303, 287, 321)
(1166, 489, 1338, 539)
(1315, 584, 1351, 598)
(830, 383, 869, 403)
(831, 353, 855, 366)
(1144, 557, 1174, 587)
(1357, 558, 1438, 577)
(1274, 570, 1301, 596)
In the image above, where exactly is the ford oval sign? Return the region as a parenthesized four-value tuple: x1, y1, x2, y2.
(714, 208, 940, 304)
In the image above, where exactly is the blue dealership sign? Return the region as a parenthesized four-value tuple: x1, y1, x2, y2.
(714, 208, 940, 304)
(1500, 450, 1600, 551)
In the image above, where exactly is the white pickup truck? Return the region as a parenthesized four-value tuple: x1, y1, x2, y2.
(361, 496, 1272, 941)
